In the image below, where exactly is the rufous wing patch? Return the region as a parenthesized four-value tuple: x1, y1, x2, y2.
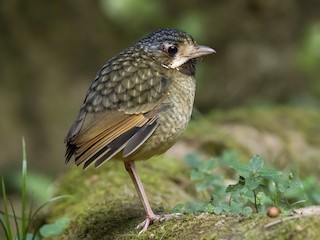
(65, 110, 158, 169)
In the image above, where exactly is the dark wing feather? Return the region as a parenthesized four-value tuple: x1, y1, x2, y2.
(92, 126, 141, 168)
(122, 117, 158, 157)
(81, 126, 139, 169)
(71, 112, 148, 165)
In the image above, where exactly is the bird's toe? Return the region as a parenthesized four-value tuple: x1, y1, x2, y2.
(136, 213, 182, 235)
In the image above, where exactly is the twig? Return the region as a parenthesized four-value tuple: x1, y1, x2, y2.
(264, 205, 320, 229)
(264, 215, 305, 229)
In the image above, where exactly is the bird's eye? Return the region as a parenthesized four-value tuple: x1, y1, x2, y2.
(167, 46, 178, 56)
(163, 43, 178, 57)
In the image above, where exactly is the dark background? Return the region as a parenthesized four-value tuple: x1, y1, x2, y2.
(1, 0, 320, 197)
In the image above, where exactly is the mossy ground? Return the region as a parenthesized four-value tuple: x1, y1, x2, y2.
(45, 107, 320, 239)
(46, 158, 320, 240)
(47, 157, 195, 239)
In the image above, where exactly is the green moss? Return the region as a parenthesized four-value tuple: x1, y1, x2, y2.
(47, 157, 195, 239)
(46, 157, 320, 240)
(44, 106, 320, 239)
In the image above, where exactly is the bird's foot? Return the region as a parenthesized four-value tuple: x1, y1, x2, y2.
(137, 213, 182, 235)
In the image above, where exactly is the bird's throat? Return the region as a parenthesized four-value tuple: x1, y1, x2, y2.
(178, 59, 196, 76)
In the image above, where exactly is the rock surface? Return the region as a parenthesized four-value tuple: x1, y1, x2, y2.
(46, 107, 320, 239)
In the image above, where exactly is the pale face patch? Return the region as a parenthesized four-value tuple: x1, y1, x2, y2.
(169, 44, 196, 69)
(169, 44, 215, 69)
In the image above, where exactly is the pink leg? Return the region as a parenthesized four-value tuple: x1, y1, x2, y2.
(124, 161, 159, 234)
(124, 161, 181, 235)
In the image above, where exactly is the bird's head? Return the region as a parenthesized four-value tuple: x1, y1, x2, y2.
(136, 28, 215, 71)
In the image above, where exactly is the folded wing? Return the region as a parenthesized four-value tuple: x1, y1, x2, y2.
(65, 50, 170, 168)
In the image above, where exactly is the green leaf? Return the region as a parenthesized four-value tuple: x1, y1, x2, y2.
(249, 155, 264, 173)
(218, 150, 239, 166)
(259, 168, 282, 178)
(204, 175, 223, 189)
(185, 153, 202, 168)
(246, 175, 261, 190)
(203, 203, 215, 213)
(232, 191, 249, 205)
(277, 182, 287, 193)
(229, 202, 242, 214)
(242, 206, 253, 216)
(39, 217, 70, 238)
(255, 191, 269, 205)
(213, 206, 223, 215)
(226, 176, 245, 193)
(190, 170, 203, 181)
(289, 180, 303, 188)
(198, 158, 216, 173)
(229, 163, 251, 176)
(188, 202, 206, 213)
(195, 181, 210, 192)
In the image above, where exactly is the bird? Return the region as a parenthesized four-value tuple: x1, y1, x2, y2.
(64, 28, 215, 234)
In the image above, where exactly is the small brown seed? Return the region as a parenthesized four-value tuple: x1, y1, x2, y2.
(267, 206, 281, 218)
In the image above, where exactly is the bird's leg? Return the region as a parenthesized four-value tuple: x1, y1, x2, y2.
(124, 160, 159, 234)
(124, 161, 180, 235)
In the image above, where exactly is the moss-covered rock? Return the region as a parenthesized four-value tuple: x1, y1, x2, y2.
(46, 158, 320, 240)
(45, 107, 320, 239)
(46, 157, 189, 239)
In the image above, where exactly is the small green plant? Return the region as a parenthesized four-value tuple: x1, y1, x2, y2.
(0, 138, 69, 240)
(173, 150, 314, 216)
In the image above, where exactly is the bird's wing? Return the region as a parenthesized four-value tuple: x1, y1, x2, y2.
(65, 52, 171, 168)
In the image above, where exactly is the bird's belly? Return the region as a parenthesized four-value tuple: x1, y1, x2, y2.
(128, 75, 195, 160)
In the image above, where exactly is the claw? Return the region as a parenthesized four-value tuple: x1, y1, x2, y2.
(137, 213, 181, 235)
(137, 215, 159, 236)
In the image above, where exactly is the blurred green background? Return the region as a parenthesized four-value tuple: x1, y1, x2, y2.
(1, 0, 320, 199)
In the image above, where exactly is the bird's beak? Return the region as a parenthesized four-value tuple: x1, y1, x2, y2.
(169, 44, 215, 69)
(184, 45, 216, 59)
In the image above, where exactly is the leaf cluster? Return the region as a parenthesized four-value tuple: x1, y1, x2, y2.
(173, 150, 314, 216)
